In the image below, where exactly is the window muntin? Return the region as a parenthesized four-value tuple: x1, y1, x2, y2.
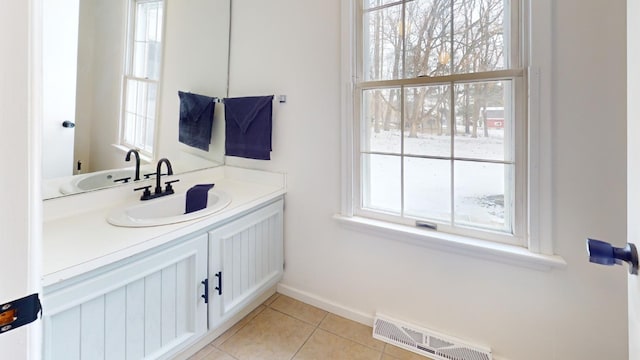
(121, 0, 164, 157)
(356, 0, 525, 244)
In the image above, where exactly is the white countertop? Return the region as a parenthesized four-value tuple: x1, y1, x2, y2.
(42, 166, 286, 287)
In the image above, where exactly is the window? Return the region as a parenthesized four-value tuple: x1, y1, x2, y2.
(120, 0, 164, 157)
(354, 0, 526, 245)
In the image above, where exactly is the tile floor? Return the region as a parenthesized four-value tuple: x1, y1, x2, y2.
(189, 293, 432, 360)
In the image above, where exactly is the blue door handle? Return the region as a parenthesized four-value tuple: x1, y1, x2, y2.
(587, 238, 639, 275)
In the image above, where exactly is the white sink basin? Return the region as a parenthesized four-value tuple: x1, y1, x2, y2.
(60, 168, 137, 194)
(107, 189, 231, 227)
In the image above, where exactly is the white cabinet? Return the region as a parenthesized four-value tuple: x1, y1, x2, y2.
(42, 198, 285, 359)
(208, 200, 284, 328)
(42, 234, 208, 360)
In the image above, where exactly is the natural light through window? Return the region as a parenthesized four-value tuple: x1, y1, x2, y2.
(356, 0, 526, 245)
(121, 0, 164, 157)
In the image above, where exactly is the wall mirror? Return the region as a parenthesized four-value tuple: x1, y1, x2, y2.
(42, 0, 231, 200)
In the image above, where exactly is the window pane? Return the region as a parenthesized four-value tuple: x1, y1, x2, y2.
(454, 160, 512, 232)
(363, 4, 403, 81)
(404, 84, 451, 157)
(132, 1, 163, 80)
(147, 41, 162, 79)
(146, 6, 160, 41)
(124, 78, 157, 152)
(362, 154, 401, 214)
(126, 79, 138, 113)
(146, 82, 158, 120)
(363, 0, 510, 80)
(405, 0, 452, 78)
(132, 41, 162, 80)
(124, 113, 136, 145)
(452, 0, 508, 73)
(136, 1, 163, 40)
(133, 42, 146, 78)
(453, 80, 512, 161)
(404, 157, 451, 222)
(136, 81, 147, 116)
(135, 2, 148, 42)
(362, 88, 401, 154)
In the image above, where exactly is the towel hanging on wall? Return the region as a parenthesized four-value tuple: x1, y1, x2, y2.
(223, 95, 274, 160)
(178, 91, 216, 151)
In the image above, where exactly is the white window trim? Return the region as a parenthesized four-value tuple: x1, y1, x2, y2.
(339, 0, 565, 270)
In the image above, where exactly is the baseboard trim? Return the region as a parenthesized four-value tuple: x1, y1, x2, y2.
(276, 283, 374, 327)
(277, 284, 513, 360)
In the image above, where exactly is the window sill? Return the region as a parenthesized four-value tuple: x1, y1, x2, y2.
(333, 215, 566, 271)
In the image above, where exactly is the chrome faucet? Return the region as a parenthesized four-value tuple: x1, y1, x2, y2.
(133, 158, 179, 200)
(125, 149, 141, 181)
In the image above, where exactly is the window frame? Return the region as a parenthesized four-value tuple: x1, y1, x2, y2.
(119, 0, 165, 158)
(354, 0, 526, 245)
(340, 0, 558, 260)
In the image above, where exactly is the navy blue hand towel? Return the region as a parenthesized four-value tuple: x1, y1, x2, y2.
(178, 91, 216, 151)
(185, 183, 215, 214)
(224, 95, 274, 160)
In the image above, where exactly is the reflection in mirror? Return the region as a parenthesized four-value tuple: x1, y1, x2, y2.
(42, 0, 231, 199)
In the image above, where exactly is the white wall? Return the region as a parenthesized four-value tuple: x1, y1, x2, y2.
(75, 0, 126, 173)
(42, 0, 79, 179)
(0, 0, 42, 358)
(156, 0, 229, 167)
(226, 1, 628, 359)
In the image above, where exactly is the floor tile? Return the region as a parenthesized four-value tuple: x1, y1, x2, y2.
(262, 292, 280, 306)
(188, 344, 216, 360)
(270, 295, 328, 326)
(383, 344, 434, 360)
(201, 347, 236, 360)
(218, 307, 314, 360)
(212, 305, 266, 347)
(319, 313, 385, 351)
(293, 329, 382, 360)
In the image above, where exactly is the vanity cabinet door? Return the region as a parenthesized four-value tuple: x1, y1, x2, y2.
(42, 234, 208, 360)
(208, 199, 284, 328)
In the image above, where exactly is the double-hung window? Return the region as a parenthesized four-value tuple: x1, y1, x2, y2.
(120, 0, 164, 158)
(354, 0, 527, 245)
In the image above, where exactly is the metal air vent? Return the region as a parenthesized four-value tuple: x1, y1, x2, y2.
(373, 314, 492, 360)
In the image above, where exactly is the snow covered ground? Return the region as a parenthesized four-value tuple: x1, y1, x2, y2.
(363, 128, 512, 232)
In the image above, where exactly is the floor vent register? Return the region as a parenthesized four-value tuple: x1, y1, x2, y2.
(373, 313, 492, 360)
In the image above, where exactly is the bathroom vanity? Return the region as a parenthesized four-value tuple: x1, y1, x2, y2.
(41, 166, 285, 360)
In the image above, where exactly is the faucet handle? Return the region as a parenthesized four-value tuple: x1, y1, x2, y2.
(114, 177, 131, 184)
(134, 185, 152, 201)
(164, 179, 180, 194)
(144, 172, 170, 179)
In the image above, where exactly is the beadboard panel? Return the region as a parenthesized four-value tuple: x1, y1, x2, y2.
(209, 200, 284, 328)
(42, 234, 208, 360)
